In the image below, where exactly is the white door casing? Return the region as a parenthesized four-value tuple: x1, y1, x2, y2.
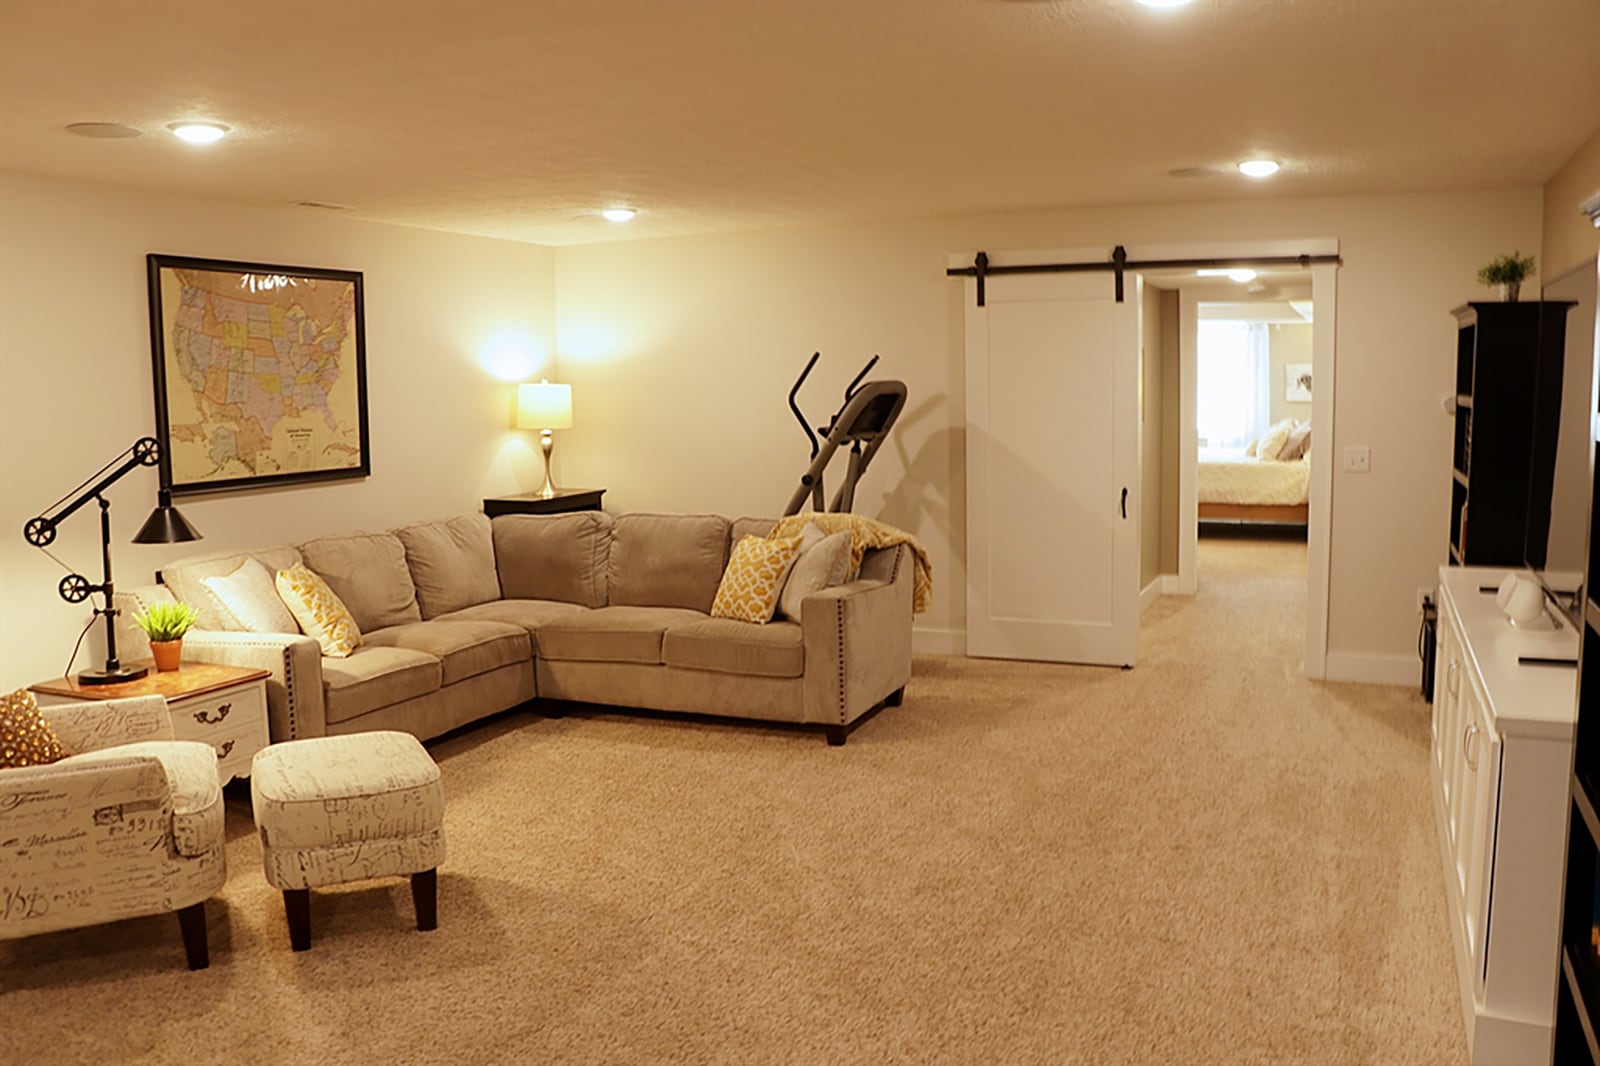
(964, 268, 1141, 666)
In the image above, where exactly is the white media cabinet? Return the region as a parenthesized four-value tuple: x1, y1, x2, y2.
(1431, 566, 1579, 1064)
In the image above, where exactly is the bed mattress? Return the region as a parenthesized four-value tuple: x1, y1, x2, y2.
(1198, 457, 1310, 506)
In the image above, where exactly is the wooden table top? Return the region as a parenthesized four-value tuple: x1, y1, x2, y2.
(31, 661, 270, 702)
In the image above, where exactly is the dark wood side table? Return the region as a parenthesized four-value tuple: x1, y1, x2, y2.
(483, 488, 606, 517)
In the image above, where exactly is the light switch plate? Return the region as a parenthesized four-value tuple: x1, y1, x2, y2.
(1343, 446, 1371, 473)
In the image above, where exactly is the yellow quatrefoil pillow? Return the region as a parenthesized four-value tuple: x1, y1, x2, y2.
(275, 564, 362, 657)
(711, 534, 804, 624)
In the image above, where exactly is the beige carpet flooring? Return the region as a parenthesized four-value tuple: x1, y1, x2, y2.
(3, 533, 1467, 1065)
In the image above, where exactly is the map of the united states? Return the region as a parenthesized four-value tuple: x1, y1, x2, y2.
(162, 268, 361, 483)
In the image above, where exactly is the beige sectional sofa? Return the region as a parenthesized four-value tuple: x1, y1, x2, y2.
(116, 511, 913, 746)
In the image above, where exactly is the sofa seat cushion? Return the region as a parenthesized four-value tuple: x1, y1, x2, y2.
(662, 618, 805, 678)
(538, 606, 708, 665)
(436, 599, 587, 649)
(364, 620, 531, 687)
(321, 647, 443, 725)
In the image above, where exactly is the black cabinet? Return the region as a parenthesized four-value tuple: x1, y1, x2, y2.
(1449, 302, 1573, 565)
(482, 488, 605, 517)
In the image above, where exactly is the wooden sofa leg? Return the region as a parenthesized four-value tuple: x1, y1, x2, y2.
(824, 725, 847, 747)
(885, 686, 905, 707)
(176, 901, 210, 970)
(411, 869, 439, 932)
(284, 888, 312, 952)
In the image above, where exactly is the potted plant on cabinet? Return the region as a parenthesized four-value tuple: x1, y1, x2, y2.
(132, 602, 200, 672)
(1477, 252, 1537, 302)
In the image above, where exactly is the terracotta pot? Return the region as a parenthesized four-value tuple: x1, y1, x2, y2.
(150, 639, 183, 672)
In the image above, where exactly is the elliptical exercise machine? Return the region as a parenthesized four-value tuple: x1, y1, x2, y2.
(782, 353, 907, 517)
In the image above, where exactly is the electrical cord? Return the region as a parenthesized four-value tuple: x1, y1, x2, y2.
(62, 606, 99, 679)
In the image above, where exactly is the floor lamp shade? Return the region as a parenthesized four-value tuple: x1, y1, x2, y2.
(517, 382, 572, 430)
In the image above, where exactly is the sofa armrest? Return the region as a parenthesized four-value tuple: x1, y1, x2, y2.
(182, 630, 327, 742)
(801, 562, 914, 728)
(41, 695, 174, 753)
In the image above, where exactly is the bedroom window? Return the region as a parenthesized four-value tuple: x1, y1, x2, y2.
(1197, 320, 1270, 456)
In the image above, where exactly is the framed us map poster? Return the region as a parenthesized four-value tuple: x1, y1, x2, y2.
(146, 254, 369, 496)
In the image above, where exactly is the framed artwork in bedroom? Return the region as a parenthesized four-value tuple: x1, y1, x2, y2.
(1284, 362, 1312, 402)
(146, 254, 370, 496)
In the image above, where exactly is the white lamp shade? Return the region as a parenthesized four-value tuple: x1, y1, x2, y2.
(517, 382, 572, 429)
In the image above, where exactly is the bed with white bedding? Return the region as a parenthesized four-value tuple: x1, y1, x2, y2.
(1198, 453, 1311, 523)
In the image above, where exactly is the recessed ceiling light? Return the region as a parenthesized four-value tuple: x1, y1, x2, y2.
(1196, 269, 1259, 283)
(65, 122, 141, 139)
(167, 121, 230, 144)
(1136, 0, 1193, 7)
(601, 207, 637, 223)
(1238, 159, 1281, 178)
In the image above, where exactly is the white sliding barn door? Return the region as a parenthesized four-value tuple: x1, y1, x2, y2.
(965, 272, 1141, 666)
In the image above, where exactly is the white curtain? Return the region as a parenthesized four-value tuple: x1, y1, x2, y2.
(1197, 321, 1271, 455)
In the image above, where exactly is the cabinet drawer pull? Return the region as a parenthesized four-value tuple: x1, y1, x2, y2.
(215, 740, 235, 760)
(1463, 723, 1479, 771)
(194, 703, 231, 726)
(1447, 660, 1460, 697)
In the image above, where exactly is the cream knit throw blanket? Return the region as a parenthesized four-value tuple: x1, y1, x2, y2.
(767, 513, 932, 614)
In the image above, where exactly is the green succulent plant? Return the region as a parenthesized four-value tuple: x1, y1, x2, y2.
(1477, 252, 1537, 287)
(131, 601, 200, 642)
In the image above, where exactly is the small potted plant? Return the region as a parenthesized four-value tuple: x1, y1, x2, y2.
(1476, 252, 1537, 302)
(132, 601, 200, 672)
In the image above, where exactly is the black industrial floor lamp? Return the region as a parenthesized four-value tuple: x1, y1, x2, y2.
(23, 436, 202, 684)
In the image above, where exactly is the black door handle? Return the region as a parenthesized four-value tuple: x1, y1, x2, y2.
(1121, 487, 1128, 519)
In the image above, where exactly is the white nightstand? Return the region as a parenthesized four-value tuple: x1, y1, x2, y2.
(32, 661, 271, 783)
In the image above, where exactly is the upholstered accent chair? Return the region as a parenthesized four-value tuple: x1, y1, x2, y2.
(0, 695, 227, 969)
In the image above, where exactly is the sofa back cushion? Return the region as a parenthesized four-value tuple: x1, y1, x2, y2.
(493, 512, 612, 608)
(394, 514, 501, 619)
(729, 516, 775, 542)
(297, 531, 422, 632)
(609, 513, 730, 612)
(158, 545, 303, 631)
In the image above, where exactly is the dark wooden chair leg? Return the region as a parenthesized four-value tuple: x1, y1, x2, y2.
(885, 686, 905, 707)
(411, 868, 438, 931)
(824, 725, 847, 746)
(176, 901, 209, 970)
(283, 888, 312, 951)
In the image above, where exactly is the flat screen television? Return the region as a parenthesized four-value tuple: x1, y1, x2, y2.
(1524, 257, 1599, 626)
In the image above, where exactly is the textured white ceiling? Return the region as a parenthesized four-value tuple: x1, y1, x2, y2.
(2, 0, 1597, 246)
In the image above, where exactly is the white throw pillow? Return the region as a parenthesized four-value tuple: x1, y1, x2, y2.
(1255, 418, 1298, 463)
(778, 526, 854, 622)
(202, 557, 301, 634)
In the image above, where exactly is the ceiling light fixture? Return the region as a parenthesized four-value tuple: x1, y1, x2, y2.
(601, 208, 637, 223)
(167, 121, 230, 144)
(1196, 269, 1259, 283)
(1238, 159, 1281, 179)
(66, 122, 141, 139)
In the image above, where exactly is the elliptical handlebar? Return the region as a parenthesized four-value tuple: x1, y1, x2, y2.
(788, 352, 822, 459)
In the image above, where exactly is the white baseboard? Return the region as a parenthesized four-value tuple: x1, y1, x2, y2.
(912, 627, 965, 656)
(1322, 651, 1420, 687)
(1139, 575, 1185, 614)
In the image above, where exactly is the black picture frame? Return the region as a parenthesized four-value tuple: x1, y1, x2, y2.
(146, 253, 370, 497)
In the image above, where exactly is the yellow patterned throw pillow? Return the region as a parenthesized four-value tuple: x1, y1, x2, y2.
(711, 534, 804, 624)
(275, 564, 362, 657)
(1, 688, 65, 768)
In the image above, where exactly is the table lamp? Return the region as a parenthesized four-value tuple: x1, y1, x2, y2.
(517, 379, 573, 498)
(24, 436, 202, 684)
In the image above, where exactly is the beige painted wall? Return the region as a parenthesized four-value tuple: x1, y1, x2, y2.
(1140, 283, 1164, 589)
(555, 188, 1542, 662)
(0, 173, 557, 692)
(1159, 291, 1181, 576)
(1542, 124, 1600, 280)
(1267, 323, 1315, 426)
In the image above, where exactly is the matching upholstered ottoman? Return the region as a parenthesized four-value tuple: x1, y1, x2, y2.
(250, 731, 445, 951)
